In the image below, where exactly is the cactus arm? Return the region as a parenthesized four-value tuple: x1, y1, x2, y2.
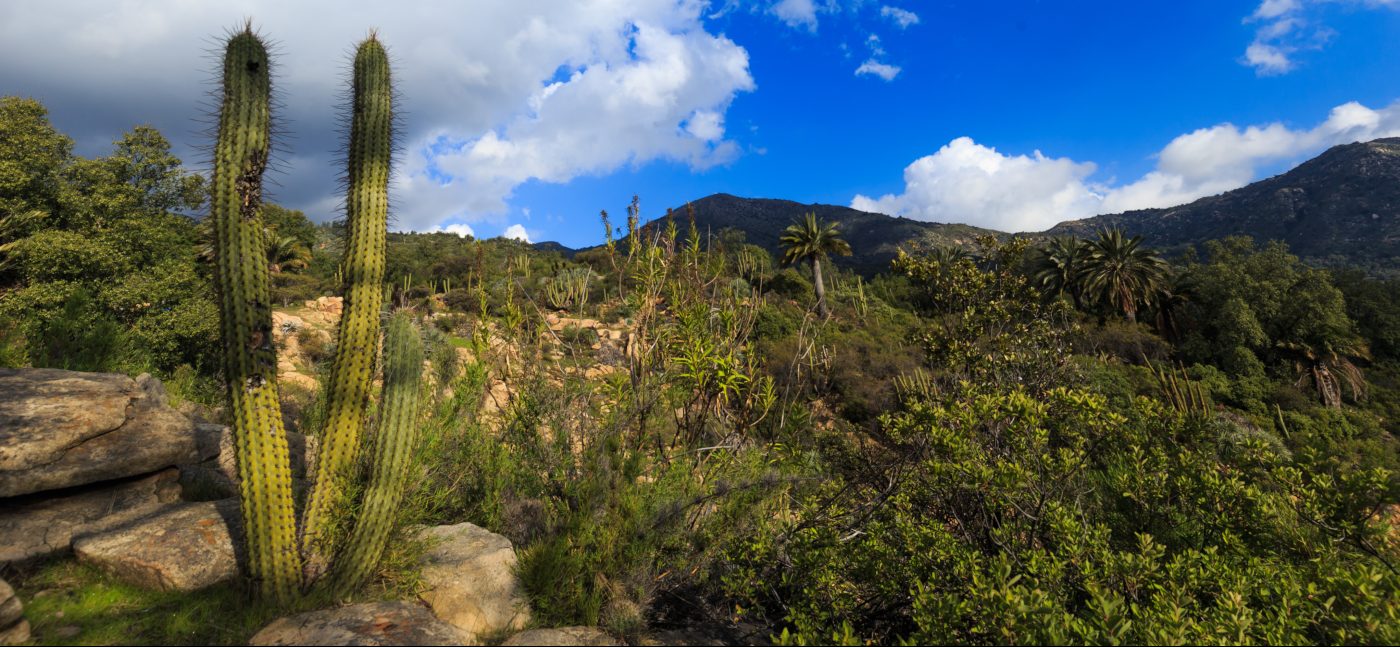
(301, 35, 395, 571)
(211, 27, 300, 603)
(327, 311, 425, 592)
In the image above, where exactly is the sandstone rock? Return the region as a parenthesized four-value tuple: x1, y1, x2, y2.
(416, 523, 530, 640)
(178, 424, 316, 501)
(0, 369, 215, 497)
(250, 602, 471, 646)
(73, 499, 240, 592)
(0, 468, 181, 564)
(0, 578, 20, 629)
(501, 627, 621, 646)
(0, 620, 28, 646)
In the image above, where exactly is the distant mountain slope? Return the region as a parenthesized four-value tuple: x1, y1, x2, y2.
(538, 138, 1400, 275)
(1047, 138, 1400, 272)
(653, 193, 999, 273)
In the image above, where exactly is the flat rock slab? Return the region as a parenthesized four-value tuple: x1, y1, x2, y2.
(73, 499, 241, 592)
(416, 523, 531, 640)
(250, 602, 472, 646)
(0, 468, 181, 564)
(0, 369, 213, 497)
(501, 627, 621, 646)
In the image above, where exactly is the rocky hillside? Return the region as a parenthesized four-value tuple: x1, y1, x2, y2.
(538, 139, 1400, 276)
(659, 193, 1000, 274)
(1047, 138, 1400, 273)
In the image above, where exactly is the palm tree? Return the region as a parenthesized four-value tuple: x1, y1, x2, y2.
(1027, 236, 1087, 308)
(266, 234, 311, 274)
(779, 213, 851, 318)
(1277, 338, 1369, 408)
(1150, 269, 1194, 342)
(1078, 229, 1167, 323)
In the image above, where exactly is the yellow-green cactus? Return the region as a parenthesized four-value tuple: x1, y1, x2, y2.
(328, 311, 425, 591)
(210, 26, 300, 603)
(301, 35, 394, 570)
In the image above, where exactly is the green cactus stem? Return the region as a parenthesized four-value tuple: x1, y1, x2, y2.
(301, 35, 394, 572)
(327, 311, 425, 592)
(210, 26, 300, 603)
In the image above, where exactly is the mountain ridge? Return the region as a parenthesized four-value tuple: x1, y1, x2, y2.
(534, 138, 1400, 275)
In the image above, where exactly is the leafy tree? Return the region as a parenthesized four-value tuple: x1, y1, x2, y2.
(1078, 228, 1166, 322)
(779, 212, 851, 318)
(0, 97, 72, 220)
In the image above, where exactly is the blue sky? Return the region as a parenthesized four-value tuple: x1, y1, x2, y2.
(3, 1, 1399, 246)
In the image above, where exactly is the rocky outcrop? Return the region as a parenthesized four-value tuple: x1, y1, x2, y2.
(0, 468, 181, 563)
(73, 499, 241, 592)
(0, 369, 215, 497)
(500, 627, 621, 646)
(250, 602, 472, 646)
(415, 523, 531, 641)
(0, 579, 27, 645)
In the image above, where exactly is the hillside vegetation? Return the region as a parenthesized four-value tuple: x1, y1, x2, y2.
(2, 91, 1399, 644)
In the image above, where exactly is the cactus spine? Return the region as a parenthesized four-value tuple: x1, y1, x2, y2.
(328, 311, 425, 590)
(302, 35, 394, 572)
(210, 27, 300, 603)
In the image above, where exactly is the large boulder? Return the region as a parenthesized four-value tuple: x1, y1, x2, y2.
(415, 523, 531, 640)
(0, 468, 181, 564)
(250, 602, 472, 646)
(500, 627, 621, 646)
(0, 369, 215, 497)
(73, 499, 241, 592)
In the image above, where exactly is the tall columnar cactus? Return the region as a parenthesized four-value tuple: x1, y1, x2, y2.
(210, 27, 300, 603)
(328, 311, 425, 591)
(301, 35, 394, 571)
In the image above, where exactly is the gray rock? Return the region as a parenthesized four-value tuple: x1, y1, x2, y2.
(73, 499, 241, 592)
(249, 602, 472, 646)
(501, 627, 621, 646)
(0, 468, 181, 564)
(415, 523, 531, 640)
(0, 369, 216, 497)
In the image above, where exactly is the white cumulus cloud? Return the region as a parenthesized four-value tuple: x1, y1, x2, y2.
(431, 223, 476, 238)
(855, 59, 901, 81)
(501, 224, 532, 243)
(854, 99, 1400, 232)
(1241, 0, 1398, 75)
(0, 1, 756, 236)
(879, 6, 920, 29)
(771, 0, 819, 31)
